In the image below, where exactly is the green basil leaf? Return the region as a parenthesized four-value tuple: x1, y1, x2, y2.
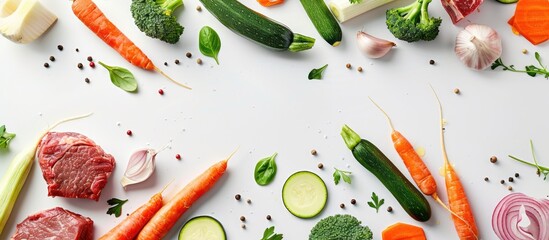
(308, 64, 328, 80)
(99, 62, 138, 92)
(254, 152, 278, 186)
(199, 26, 221, 65)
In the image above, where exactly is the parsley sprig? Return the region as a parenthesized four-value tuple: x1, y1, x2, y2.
(367, 192, 384, 213)
(0, 125, 16, 149)
(106, 198, 128, 218)
(509, 140, 549, 180)
(261, 226, 283, 240)
(491, 52, 549, 79)
(333, 168, 352, 185)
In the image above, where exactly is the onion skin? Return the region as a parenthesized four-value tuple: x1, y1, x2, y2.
(455, 24, 502, 70)
(492, 193, 549, 240)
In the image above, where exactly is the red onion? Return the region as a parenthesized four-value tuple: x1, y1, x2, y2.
(492, 193, 549, 240)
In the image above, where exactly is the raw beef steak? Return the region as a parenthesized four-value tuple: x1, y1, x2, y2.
(37, 132, 115, 201)
(441, 0, 483, 24)
(11, 207, 93, 240)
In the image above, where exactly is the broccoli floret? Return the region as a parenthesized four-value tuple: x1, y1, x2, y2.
(130, 0, 184, 44)
(309, 214, 373, 240)
(386, 0, 442, 42)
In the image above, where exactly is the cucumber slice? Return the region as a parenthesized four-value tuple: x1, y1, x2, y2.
(178, 216, 226, 240)
(282, 171, 327, 218)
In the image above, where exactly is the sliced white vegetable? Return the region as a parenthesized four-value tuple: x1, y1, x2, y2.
(0, 0, 57, 43)
(329, 0, 396, 23)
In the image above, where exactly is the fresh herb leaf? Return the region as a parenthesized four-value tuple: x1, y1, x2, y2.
(261, 226, 283, 240)
(106, 198, 128, 217)
(308, 64, 328, 80)
(349, 0, 363, 3)
(333, 168, 352, 185)
(98, 62, 138, 92)
(491, 53, 549, 79)
(509, 140, 549, 180)
(367, 192, 384, 213)
(254, 152, 278, 186)
(199, 26, 221, 64)
(0, 125, 16, 149)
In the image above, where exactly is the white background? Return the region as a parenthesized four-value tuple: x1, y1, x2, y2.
(1, 0, 548, 239)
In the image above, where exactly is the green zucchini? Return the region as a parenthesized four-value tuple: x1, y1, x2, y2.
(300, 0, 342, 46)
(341, 125, 431, 222)
(199, 0, 315, 52)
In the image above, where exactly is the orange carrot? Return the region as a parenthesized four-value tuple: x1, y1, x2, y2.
(382, 222, 426, 240)
(136, 158, 230, 239)
(431, 87, 479, 240)
(513, 0, 549, 45)
(257, 0, 284, 7)
(369, 98, 437, 195)
(71, 0, 191, 89)
(98, 191, 163, 240)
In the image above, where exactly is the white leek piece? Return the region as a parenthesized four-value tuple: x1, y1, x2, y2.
(329, 0, 396, 23)
(0, 0, 57, 43)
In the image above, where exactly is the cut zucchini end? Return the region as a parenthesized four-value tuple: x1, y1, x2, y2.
(289, 33, 316, 52)
(178, 215, 226, 240)
(282, 171, 327, 219)
(332, 41, 341, 47)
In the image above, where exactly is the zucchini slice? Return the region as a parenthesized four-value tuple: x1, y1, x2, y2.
(282, 171, 327, 218)
(178, 216, 226, 240)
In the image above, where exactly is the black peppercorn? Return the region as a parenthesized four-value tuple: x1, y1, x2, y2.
(340, 203, 345, 208)
(77, 63, 83, 69)
(266, 215, 271, 220)
(429, 59, 435, 65)
(508, 177, 514, 182)
(57, 45, 63, 51)
(235, 194, 241, 201)
(387, 206, 393, 212)
(351, 199, 356, 205)
(240, 216, 245, 222)
(44, 63, 50, 68)
(49, 56, 55, 62)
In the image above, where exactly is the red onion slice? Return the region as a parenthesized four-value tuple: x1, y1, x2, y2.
(492, 193, 549, 240)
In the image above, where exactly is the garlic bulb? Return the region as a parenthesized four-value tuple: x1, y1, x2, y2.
(121, 149, 158, 188)
(0, 0, 57, 43)
(356, 31, 396, 59)
(455, 24, 502, 70)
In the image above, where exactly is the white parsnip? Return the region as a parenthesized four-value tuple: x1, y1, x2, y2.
(0, 113, 92, 234)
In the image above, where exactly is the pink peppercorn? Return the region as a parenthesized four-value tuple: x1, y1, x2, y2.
(158, 89, 164, 95)
(176, 154, 181, 160)
(89, 62, 95, 68)
(126, 130, 132, 136)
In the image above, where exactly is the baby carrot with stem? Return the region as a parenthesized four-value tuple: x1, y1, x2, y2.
(136, 150, 237, 239)
(369, 98, 462, 214)
(71, 0, 191, 90)
(98, 183, 171, 240)
(430, 86, 479, 240)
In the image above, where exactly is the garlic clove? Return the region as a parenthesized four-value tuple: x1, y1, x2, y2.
(356, 31, 396, 59)
(121, 149, 157, 188)
(455, 24, 502, 70)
